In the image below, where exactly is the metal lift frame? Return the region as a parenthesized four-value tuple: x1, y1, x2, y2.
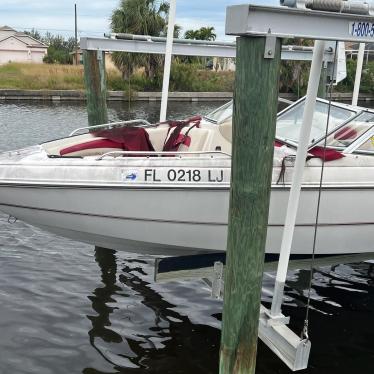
(80, 4, 372, 370)
(224, 3, 374, 371)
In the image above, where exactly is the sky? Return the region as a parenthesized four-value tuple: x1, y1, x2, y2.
(0, 0, 277, 41)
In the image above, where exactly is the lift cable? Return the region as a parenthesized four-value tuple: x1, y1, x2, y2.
(301, 40, 339, 340)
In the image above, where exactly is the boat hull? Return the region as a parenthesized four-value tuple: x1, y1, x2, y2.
(1, 183, 373, 255)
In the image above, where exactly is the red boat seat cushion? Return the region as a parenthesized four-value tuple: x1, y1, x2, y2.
(60, 138, 124, 156)
(60, 128, 155, 157)
(94, 127, 155, 152)
(334, 126, 357, 141)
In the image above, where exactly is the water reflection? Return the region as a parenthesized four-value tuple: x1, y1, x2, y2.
(85, 248, 220, 373)
(87, 248, 122, 364)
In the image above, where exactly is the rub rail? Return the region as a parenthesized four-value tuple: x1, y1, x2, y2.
(96, 150, 231, 160)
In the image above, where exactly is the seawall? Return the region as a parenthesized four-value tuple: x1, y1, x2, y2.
(0, 89, 372, 103)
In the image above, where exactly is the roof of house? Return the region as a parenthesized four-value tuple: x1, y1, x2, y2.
(0, 25, 47, 48)
(0, 25, 16, 32)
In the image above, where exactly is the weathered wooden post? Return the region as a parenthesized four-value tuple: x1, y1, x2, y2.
(219, 36, 281, 373)
(83, 50, 108, 126)
(83, 50, 108, 258)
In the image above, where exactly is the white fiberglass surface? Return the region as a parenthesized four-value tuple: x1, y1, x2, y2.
(276, 99, 356, 146)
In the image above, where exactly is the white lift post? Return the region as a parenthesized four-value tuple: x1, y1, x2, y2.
(352, 42, 366, 106)
(226, 1, 374, 371)
(160, 0, 177, 122)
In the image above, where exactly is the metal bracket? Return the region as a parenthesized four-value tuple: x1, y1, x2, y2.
(264, 35, 276, 59)
(259, 305, 311, 371)
(96, 50, 103, 61)
(264, 308, 291, 326)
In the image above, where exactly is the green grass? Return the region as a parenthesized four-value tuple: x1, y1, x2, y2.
(0, 62, 235, 92)
(0, 63, 85, 90)
(1, 60, 373, 96)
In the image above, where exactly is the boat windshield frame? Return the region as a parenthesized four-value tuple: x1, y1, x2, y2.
(204, 101, 233, 124)
(275, 97, 359, 149)
(341, 111, 374, 155)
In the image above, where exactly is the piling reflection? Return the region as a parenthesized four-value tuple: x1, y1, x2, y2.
(85, 248, 220, 373)
(86, 247, 123, 369)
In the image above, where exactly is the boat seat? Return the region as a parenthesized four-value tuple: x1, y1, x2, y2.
(43, 124, 212, 157)
(219, 119, 232, 143)
(149, 125, 211, 153)
(59, 138, 124, 157)
(181, 127, 210, 152)
(146, 125, 170, 151)
(42, 134, 117, 156)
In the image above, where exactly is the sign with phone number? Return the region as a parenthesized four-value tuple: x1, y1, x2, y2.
(349, 21, 374, 38)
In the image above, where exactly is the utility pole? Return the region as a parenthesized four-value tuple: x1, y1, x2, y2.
(75, 3, 79, 65)
(219, 36, 281, 374)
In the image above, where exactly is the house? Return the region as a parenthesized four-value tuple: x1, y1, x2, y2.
(0, 26, 47, 64)
(71, 49, 120, 71)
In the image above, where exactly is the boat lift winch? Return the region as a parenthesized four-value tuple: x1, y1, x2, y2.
(80, 0, 374, 371)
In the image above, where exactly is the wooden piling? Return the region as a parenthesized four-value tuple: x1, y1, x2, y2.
(219, 36, 281, 374)
(83, 50, 108, 126)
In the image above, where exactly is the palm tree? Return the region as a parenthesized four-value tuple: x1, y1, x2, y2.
(198, 27, 216, 41)
(184, 29, 200, 40)
(184, 26, 217, 65)
(184, 27, 216, 41)
(111, 0, 169, 79)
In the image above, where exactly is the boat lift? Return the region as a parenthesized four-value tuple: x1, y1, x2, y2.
(227, 1, 374, 370)
(153, 1, 374, 372)
(80, 32, 341, 121)
(80, 1, 374, 371)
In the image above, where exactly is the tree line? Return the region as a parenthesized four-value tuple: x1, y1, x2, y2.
(25, 29, 78, 64)
(24, 0, 372, 95)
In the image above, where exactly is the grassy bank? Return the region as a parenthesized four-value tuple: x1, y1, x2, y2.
(0, 62, 235, 92)
(2, 60, 373, 95)
(0, 63, 85, 90)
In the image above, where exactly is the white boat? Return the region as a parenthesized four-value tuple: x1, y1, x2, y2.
(0, 97, 374, 256)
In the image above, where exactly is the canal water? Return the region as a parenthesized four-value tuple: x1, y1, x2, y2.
(0, 100, 373, 374)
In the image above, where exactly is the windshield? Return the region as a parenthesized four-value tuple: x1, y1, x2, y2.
(318, 111, 374, 150)
(205, 101, 233, 123)
(276, 99, 356, 146)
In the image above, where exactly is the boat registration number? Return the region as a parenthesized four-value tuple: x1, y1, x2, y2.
(122, 168, 228, 184)
(349, 21, 374, 38)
